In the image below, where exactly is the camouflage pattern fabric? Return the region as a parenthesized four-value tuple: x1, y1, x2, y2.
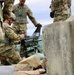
(0, 24, 4, 42)
(3, 23, 20, 42)
(50, 0, 71, 22)
(65, 0, 71, 8)
(0, 22, 21, 64)
(12, 23, 27, 55)
(13, 4, 39, 53)
(3, 0, 15, 19)
(13, 4, 38, 33)
(12, 23, 27, 35)
(0, 45, 20, 64)
(0, 0, 21, 64)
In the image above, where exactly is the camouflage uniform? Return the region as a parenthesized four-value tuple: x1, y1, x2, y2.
(0, 26, 4, 43)
(3, 0, 15, 17)
(50, 0, 71, 22)
(4, 0, 14, 4)
(12, 4, 38, 54)
(0, 22, 21, 64)
(13, 4, 38, 34)
(4, 0, 14, 12)
(0, 0, 21, 64)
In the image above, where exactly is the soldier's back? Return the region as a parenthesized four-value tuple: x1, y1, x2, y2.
(51, 0, 71, 22)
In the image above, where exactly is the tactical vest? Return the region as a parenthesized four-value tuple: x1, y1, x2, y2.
(13, 4, 28, 24)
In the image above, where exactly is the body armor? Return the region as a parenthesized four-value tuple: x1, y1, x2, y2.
(13, 4, 28, 24)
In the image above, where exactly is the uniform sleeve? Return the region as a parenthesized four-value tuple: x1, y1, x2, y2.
(66, 0, 71, 8)
(4, 25, 20, 41)
(4, 0, 15, 4)
(27, 6, 38, 26)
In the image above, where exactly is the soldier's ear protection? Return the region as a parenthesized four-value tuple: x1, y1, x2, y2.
(50, 11, 55, 18)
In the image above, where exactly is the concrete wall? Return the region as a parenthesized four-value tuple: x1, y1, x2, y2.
(42, 20, 74, 75)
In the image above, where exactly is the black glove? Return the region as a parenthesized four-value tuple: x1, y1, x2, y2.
(50, 11, 55, 18)
(35, 23, 42, 27)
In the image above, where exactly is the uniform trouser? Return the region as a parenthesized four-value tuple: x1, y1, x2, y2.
(0, 46, 21, 64)
(12, 23, 27, 56)
(12, 23, 27, 34)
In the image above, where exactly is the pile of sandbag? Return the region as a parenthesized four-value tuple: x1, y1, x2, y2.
(13, 55, 46, 75)
(0, 55, 46, 75)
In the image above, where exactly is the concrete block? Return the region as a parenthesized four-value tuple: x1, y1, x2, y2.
(42, 20, 74, 75)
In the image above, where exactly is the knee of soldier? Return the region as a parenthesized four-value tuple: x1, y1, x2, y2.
(12, 51, 21, 63)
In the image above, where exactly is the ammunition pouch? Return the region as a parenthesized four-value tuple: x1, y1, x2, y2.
(50, 11, 55, 18)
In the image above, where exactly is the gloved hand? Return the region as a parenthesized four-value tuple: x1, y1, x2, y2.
(35, 23, 42, 27)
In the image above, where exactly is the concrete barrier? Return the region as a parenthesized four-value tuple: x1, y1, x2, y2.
(42, 19, 74, 75)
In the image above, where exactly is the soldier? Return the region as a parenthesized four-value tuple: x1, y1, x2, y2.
(3, 0, 15, 15)
(0, 11, 26, 64)
(50, 0, 71, 22)
(3, 0, 15, 21)
(12, 0, 42, 56)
